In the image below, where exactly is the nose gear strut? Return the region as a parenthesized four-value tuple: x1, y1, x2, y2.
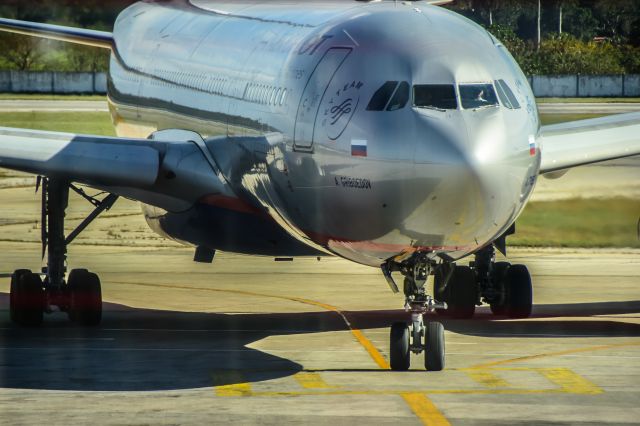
(383, 253, 446, 371)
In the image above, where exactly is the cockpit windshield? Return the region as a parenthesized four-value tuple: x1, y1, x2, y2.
(413, 84, 457, 110)
(459, 84, 499, 110)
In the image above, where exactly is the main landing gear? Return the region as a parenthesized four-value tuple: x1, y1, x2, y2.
(383, 254, 446, 371)
(9, 177, 117, 326)
(433, 245, 533, 320)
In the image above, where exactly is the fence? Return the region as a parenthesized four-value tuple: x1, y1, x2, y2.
(0, 71, 107, 94)
(1, 71, 639, 98)
(528, 74, 640, 97)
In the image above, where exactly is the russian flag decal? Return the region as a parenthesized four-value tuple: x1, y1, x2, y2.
(528, 135, 537, 156)
(351, 139, 367, 157)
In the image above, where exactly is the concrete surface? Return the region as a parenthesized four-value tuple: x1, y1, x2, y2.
(0, 71, 107, 94)
(0, 102, 638, 424)
(52, 72, 96, 94)
(531, 156, 640, 201)
(532, 75, 578, 98)
(529, 75, 639, 98)
(0, 244, 638, 425)
(579, 75, 625, 98)
(538, 102, 640, 114)
(0, 174, 639, 425)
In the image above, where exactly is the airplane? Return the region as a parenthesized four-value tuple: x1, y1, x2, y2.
(0, 0, 639, 372)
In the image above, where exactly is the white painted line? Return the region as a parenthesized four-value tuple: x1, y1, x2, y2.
(448, 352, 640, 359)
(0, 347, 365, 353)
(0, 328, 336, 333)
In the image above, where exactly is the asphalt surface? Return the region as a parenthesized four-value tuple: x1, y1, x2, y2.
(0, 102, 639, 424)
(1, 99, 640, 114)
(0, 244, 639, 425)
(537, 102, 640, 114)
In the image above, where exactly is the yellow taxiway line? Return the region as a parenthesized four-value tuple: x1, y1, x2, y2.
(119, 281, 639, 425)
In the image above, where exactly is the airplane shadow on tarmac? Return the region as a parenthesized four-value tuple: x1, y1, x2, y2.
(0, 293, 638, 392)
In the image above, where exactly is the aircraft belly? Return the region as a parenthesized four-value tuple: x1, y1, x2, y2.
(142, 202, 323, 256)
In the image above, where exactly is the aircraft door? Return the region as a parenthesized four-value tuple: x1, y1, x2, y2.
(294, 47, 351, 150)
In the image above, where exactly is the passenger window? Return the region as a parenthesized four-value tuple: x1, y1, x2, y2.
(387, 81, 410, 111)
(413, 84, 457, 110)
(497, 79, 521, 109)
(367, 81, 398, 111)
(459, 84, 499, 109)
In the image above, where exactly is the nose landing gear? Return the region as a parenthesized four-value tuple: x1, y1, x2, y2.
(384, 254, 446, 371)
(9, 177, 116, 327)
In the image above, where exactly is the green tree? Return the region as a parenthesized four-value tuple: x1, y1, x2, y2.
(0, 33, 45, 70)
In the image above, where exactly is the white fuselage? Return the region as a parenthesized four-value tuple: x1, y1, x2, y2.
(107, 0, 541, 266)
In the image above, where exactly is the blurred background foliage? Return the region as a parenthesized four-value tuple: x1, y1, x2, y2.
(0, 0, 639, 74)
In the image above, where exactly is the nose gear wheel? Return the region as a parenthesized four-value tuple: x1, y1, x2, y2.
(384, 253, 446, 372)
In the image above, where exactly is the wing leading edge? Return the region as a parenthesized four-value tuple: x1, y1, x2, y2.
(0, 127, 232, 213)
(539, 112, 640, 175)
(0, 18, 112, 49)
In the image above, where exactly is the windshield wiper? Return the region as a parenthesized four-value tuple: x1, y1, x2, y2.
(415, 105, 446, 112)
(472, 104, 499, 112)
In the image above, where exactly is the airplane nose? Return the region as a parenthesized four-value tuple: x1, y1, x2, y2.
(407, 112, 511, 247)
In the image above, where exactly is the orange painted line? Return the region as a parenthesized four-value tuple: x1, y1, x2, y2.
(469, 342, 640, 370)
(401, 393, 451, 426)
(122, 281, 391, 370)
(286, 295, 390, 370)
(350, 328, 390, 369)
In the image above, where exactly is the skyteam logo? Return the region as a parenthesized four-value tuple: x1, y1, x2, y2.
(351, 139, 367, 157)
(321, 80, 363, 140)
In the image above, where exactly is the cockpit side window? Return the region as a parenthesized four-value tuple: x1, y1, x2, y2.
(496, 79, 521, 109)
(459, 84, 499, 110)
(387, 81, 410, 111)
(494, 80, 513, 109)
(413, 84, 458, 110)
(367, 81, 398, 111)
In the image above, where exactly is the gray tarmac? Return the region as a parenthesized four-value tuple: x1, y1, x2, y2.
(0, 103, 639, 425)
(0, 243, 638, 425)
(537, 102, 640, 114)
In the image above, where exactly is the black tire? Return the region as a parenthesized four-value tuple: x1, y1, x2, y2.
(447, 266, 477, 319)
(390, 322, 410, 371)
(68, 269, 102, 326)
(9, 269, 30, 323)
(10, 270, 43, 326)
(505, 264, 533, 319)
(424, 322, 445, 371)
(489, 261, 511, 315)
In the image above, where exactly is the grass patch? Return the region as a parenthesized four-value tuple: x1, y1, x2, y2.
(0, 94, 107, 101)
(0, 111, 115, 136)
(0, 111, 609, 135)
(512, 198, 640, 248)
(536, 97, 640, 103)
(539, 113, 609, 125)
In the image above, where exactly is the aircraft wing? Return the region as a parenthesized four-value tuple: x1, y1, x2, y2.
(426, 0, 454, 5)
(0, 18, 112, 49)
(539, 112, 640, 175)
(0, 127, 227, 211)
